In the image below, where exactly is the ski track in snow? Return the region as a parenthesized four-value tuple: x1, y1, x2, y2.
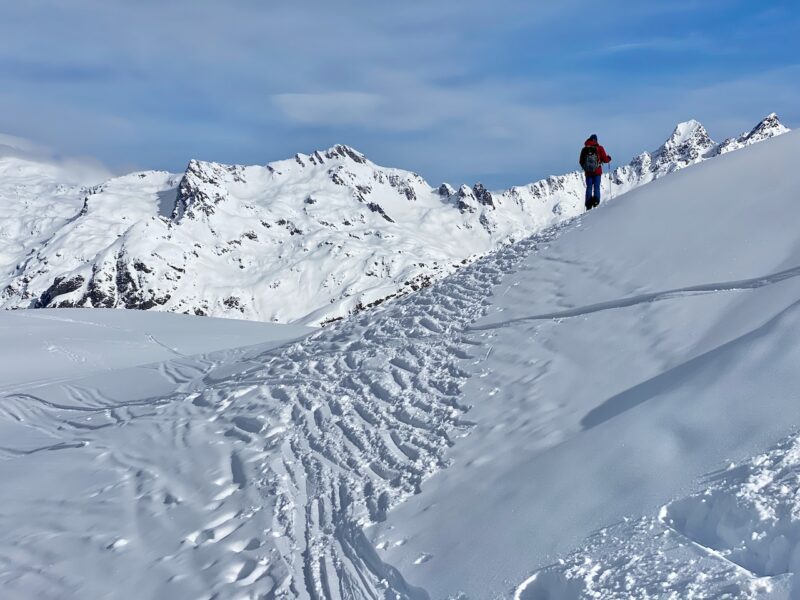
(143, 333, 188, 358)
(470, 264, 800, 331)
(0, 222, 568, 600)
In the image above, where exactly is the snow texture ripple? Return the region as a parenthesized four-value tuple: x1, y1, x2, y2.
(0, 223, 568, 599)
(516, 432, 800, 599)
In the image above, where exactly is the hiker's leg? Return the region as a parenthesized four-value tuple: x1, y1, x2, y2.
(592, 175, 602, 202)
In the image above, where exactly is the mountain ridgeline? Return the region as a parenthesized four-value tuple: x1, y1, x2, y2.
(0, 114, 789, 325)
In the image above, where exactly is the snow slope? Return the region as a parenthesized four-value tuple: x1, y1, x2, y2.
(0, 309, 311, 394)
(375, 129, 800, 599)
(0, 115, 788, 325)
(1, 128, 798, 600)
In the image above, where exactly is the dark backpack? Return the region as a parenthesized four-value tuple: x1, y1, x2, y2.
(581, 146, 599, 173)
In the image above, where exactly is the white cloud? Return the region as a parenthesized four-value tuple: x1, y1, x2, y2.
(0, 1, 795, 187)
(0, 132, 112, 186)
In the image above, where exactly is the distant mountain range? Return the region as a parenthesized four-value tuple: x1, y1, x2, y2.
(0, 114, 789, 325)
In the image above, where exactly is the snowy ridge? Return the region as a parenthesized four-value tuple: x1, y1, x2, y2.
(715, 112, 790, 155)
(0, 114, 789, 325)
(371, 129, 800, 599)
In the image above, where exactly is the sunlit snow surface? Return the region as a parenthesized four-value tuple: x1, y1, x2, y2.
(375, 130, 800, 599)
(2, 130, 799, 600)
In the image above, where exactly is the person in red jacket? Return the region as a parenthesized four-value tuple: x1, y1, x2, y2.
(579, 134, 612, 210)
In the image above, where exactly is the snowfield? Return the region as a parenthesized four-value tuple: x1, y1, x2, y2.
(0, 309, 312, 394)
(1, 127, 799, 600)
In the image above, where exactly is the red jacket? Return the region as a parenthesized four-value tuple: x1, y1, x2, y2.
(580, 139, 611, 176)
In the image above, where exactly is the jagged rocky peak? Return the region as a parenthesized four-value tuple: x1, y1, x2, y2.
(455, 184, 474, 198)
(324, 144, 368, 164)
(651, 119, 716, 171)
(626, 151, 653, 176)
(438, 183, 455, 197)
(172, 159, 234, 221)
(663, 119, 715, 153)
(472, 183, 495, 208)
(715, 113, 790, 156)
(448, 183, 496, 213)
(295, 144, 370, 168)
(744, 112, 789, 142)
(451, 184, 476, 213)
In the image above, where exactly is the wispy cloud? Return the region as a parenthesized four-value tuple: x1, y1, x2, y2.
(0, 0, 796, 187)
(0, 132, 111, 185)
(594, 36, 711, 56)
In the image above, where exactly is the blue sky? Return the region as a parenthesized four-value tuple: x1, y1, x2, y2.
(1, 0, 797, 188)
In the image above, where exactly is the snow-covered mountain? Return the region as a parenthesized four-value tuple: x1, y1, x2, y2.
(715, 112, 790, 155)
(2, 129, 799, 600)
(0, 136, 108, 299)
(0, 114, 789, 325)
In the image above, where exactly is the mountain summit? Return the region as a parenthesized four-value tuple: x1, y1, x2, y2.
(715, 112, 791, 155)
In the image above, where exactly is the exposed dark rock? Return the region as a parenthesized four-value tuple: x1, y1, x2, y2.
(133, 260, 152, 273)
(479, 212, 495, 233)
(388, 174, 417, 201)
(86, 267, 116, 308)
(438, 183, 455, 197)
(223, 296, 243, 311)
(173, 160, 229, 220)
(37, 275, 85, 307)
(453, 186, 476, 213)
(367, 202, 395, 223)
(473, 183, 495, 208)
(325, 145, 367, 164)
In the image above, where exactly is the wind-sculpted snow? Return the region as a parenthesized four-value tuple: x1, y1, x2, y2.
(0, 115, 789, 325)
(515, 432, 800, 599)
(0, 223, 565, 599)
